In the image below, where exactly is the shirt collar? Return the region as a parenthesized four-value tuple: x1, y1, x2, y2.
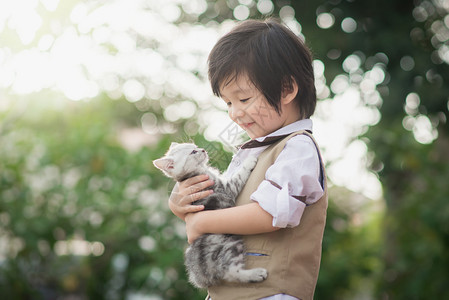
(254, 119, 313, 142)
(239, 119, 313, 150)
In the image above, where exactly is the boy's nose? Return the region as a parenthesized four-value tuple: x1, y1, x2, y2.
(230, 106, 245, 119)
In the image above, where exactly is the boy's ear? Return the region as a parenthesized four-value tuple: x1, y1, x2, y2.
(153, 157, 174, 171)
(281, 78, 299, 105)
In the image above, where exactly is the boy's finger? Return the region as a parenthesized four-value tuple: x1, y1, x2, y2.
(187, 205, 205, 212)
(187, 189, 213, 204)
(180, 205, 204, 216)
(189, 180, 214, 194)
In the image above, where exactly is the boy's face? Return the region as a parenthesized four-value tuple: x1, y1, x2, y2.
(220, 74, 300, 139)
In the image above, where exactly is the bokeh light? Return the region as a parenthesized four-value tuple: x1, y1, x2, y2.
(233, 4, 250, 20)
(316, 12, 335, 29)
(400, 56, 415, 71)
(257, 0, 274, 15)
(341, 17, 357, 33)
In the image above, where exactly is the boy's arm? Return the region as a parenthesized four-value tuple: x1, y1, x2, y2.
(185, 202, 280, 244)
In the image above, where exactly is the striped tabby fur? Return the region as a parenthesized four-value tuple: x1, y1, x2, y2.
(153, 142, 267, 288)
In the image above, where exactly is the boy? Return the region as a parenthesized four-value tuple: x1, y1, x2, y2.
(169, 19, 327, 300)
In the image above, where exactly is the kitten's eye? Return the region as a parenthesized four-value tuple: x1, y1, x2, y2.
(190, 150, 197, 154)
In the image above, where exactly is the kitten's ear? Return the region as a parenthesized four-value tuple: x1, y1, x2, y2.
(153, 157, 174, 171)
(170, 142, 179, 148)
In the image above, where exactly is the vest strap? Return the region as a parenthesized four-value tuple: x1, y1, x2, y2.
(240, 130, 312, 149)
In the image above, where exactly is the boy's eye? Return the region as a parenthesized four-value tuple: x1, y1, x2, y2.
(190, 150, 197, 154)
(226, 102, 231, 107)
(240, 98, 250, 103)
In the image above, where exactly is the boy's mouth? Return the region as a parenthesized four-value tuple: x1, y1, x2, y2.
(240, 122, 255, 129)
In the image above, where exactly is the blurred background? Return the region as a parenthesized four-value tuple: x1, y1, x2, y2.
(1, 0, 448, 299)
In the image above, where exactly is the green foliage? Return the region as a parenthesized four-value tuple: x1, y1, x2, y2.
(369, 124, 449, 298)
(317, 187, 382, 300)
(0, 97, 207, 299)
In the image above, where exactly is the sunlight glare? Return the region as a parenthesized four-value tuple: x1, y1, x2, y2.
(327, 139, 382, 200)
(313, 88, 382, 199)
(40, 0, 60, 12)
(11, 50, 50, 94)
(182, 0, 207, 15)
(70, 3, 88, 24)
(38, 34, 55, 51)
(8, 4, 42, 44)
(160, 3, 181, 22)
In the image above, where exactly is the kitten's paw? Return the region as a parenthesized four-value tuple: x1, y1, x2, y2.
(248, 268, 268, 283)
(243, 156, 258, 171)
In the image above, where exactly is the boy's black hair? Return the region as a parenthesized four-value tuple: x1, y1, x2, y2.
(208, 19, 316, 119)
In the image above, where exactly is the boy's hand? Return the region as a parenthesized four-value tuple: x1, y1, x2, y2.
(169, 175, 214, 221)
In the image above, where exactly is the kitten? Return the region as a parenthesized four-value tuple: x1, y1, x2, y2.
(153, 142, 268, 288)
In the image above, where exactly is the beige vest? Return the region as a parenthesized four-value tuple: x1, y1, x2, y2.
(208, 130, 328, 300)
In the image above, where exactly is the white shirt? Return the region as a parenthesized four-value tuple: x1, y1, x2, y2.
(225, 119, 324, 228)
